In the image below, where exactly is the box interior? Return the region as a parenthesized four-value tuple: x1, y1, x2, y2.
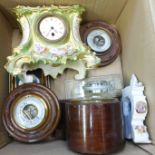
(0, 0, 155, 153)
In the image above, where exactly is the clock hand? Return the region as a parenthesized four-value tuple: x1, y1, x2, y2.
(23, 110, 32, 120)
(54, 29, 58, 34)
(46, 29, 52, 37)
(30, 108, 36, 118)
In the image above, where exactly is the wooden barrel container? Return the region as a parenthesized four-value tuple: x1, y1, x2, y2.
(65, 99, 125, 154)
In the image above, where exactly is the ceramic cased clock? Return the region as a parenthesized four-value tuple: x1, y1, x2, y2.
(5, 5, 100, 80)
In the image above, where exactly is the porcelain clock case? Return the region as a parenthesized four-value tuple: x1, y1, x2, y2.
(2, 83, 60, 143)
(80, 21, 121, 67)
(5, 5, 100, 80)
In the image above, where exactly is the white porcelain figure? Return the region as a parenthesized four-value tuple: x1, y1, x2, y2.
(122, 74, 151, 143)
(18, 73, 40, 85)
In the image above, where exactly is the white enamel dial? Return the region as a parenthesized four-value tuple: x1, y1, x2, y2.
(39, 16, 67, 41)
(87, 29, 112, 53)
(13, 95, 47, 129)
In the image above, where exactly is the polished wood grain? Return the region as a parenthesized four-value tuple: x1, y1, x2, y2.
(80, 21, 121, 67)
(3, 83, 61, 143)
(65, 99, 125, 154)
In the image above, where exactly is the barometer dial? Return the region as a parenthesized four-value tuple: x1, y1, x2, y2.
(86, 29, 112, 53)
(3, 83, 60, 143)
(13, 95, 47, 130)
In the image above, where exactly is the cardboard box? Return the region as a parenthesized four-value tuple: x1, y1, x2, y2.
(0, 0, 154, 154)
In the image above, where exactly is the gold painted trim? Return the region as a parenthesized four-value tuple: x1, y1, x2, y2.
(11, 94, 49, 131)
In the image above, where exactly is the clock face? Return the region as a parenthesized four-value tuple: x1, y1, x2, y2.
(39, 16, 67, 41)
(86, 29, 112, 53)
(13, 95, 47, 130)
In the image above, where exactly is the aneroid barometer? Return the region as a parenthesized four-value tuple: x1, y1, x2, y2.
(3, 83, 60, 143)
(80, 21, 121, 67)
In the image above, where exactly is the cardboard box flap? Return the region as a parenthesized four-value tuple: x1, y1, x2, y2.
(0, 0, 128, 28)
(0, 11, 12, 147)
(116, 0, 155, 144)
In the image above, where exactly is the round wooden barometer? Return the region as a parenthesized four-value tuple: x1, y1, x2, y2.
(3, 83, 60, 143)
(80, 21, 121, 67)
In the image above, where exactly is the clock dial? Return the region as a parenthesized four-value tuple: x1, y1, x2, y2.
(13, 95, 47, 129)
(39, 16, 67, 41)
(87, 29, 112, 53)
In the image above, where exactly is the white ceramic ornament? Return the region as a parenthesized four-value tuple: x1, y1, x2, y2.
(18, 73, 40, 85)
(121, 74, 151, 143)
(5, 5, 100, 80)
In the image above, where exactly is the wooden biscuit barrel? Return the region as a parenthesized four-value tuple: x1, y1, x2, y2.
(65, 99, 125, 154)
